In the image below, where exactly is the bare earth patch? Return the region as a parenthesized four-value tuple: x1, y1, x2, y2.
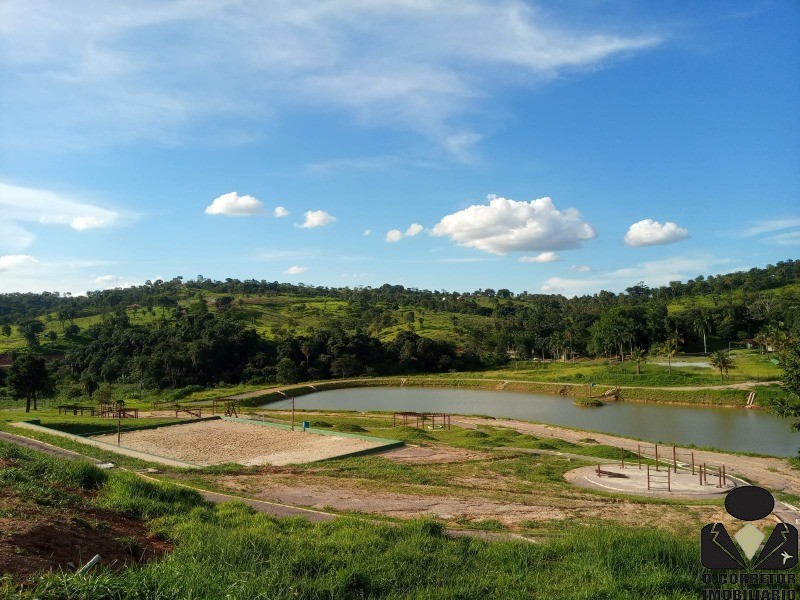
(380, 445, 488, 464)
(0, 488, 169, 583)
(208, 473, 728, 533)
(92, 420, 388, 466)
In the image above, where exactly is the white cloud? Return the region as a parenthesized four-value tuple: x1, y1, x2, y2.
(363, 229, 372, 237)
(284, 265, 308, 275)
(541, 255, 732, 297)
(431, 195, 596, 255)
(405, 223, 424, 237)
(0, 181, 125, 234)
(298, 210, 336, 228)
(624, 219, 689, 247)
(273, 206, 289, 218)
(0, 2, 661, 155)
(385, 229, 403, 243)
(205, 192, 264, 216)
(93, 274, 138, 289)
(742, 218, 800, 236)
(0, 220, 36, 252)
(519, 251, 561, 263)
(0, 254, 38, 272)
(766, 231, 800, 246)
(386, 223, 425, 242)
(570, 265, 591, 272)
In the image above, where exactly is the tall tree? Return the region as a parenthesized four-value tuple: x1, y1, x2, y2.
(708, 350, 736, 383)
(658, 339, 677, 375)
(7, 353, 55, 412)
(692, 311, 711, 354)
(765, 346, 800, 431)
(629, 347, 647, 376)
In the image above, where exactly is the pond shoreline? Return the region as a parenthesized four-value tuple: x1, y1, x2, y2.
(222, 376, 769, 409)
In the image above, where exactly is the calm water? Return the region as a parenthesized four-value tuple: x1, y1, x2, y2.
(261, 387, 799, 457)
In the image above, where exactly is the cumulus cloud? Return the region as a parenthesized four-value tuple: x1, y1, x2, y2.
(273, 206, 289, 218)
(298, 210, 336, 228)
(284, 265, 308, 275)
(0, 181, 126, 235)
(405, 223, 424, 237)
(385, 229, 403, 243)
(519, 252, 561, 263)
(624, 219, 688, 247)
(570, 265, 592, 272)
(431, 195, 596, 255)
(0, 254, 38, 272)
(205, 192, 264, 216)
(385, 223, 424, 242)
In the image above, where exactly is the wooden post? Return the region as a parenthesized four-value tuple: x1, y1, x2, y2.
(717, 467, 722, 489)
(673, 446, 677, 473)
(722, 466, 727, 486)
(667, 466, 671, 492)
(703, 463, 707, 485)
(621, 446, 625, 469)
(647, 464, 650, 490)
(637, 444, 641, 470)
(291, 396, 295, 431)
(699, 464, 703, 486)
(655, 444, 659, 471)
(691, 452, 695, 476)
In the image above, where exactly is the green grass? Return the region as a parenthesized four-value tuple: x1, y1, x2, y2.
(0, 421, 751, 599)
(17, 502, 705, 600)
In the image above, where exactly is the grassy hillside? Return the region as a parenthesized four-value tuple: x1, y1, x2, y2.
(0, 432, 710, 599)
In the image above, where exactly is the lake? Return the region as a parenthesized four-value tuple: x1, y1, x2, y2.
(261, 387, 799, 457)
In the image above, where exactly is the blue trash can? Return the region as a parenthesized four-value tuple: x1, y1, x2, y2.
(302, 420, 310, 430)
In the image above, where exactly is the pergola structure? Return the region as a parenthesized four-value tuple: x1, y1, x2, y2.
(392, 411, 451, 430)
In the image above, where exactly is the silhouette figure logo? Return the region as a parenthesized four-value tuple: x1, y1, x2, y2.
(701, 486, 797, 570)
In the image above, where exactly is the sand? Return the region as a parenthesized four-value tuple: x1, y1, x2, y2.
(91, 419, 387, 466)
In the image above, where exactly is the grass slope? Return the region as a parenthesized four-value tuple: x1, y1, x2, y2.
(0, 440, 708, 599)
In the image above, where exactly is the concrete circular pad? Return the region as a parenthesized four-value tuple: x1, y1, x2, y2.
(565, 464, 740, 498)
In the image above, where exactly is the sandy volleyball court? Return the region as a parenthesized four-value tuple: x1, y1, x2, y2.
(91, 419, 390, 466)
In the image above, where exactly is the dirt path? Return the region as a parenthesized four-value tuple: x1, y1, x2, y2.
(0, 430, 532, 541)
(207, 473, 728, 533)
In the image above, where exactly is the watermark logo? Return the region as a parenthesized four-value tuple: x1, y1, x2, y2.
(701, 486, 797, 599)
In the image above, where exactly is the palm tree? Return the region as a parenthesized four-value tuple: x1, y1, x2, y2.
(629, 347, 647, 376)
(693, 312, 711, 355)
(709, 350, 736, 383)
(659, 338, 677, 375)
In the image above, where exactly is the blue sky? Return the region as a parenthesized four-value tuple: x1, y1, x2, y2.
(0, 0, 798, 296)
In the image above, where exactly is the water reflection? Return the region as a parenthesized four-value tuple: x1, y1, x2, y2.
(261, 387, 798, 457)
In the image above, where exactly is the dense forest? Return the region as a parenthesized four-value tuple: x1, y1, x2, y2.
(0, 260, 798, 396)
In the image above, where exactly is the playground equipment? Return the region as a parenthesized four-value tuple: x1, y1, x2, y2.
(393, 411, 452, 430)
(592, 443, 730, 494)
(212, 398, 240, 417)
